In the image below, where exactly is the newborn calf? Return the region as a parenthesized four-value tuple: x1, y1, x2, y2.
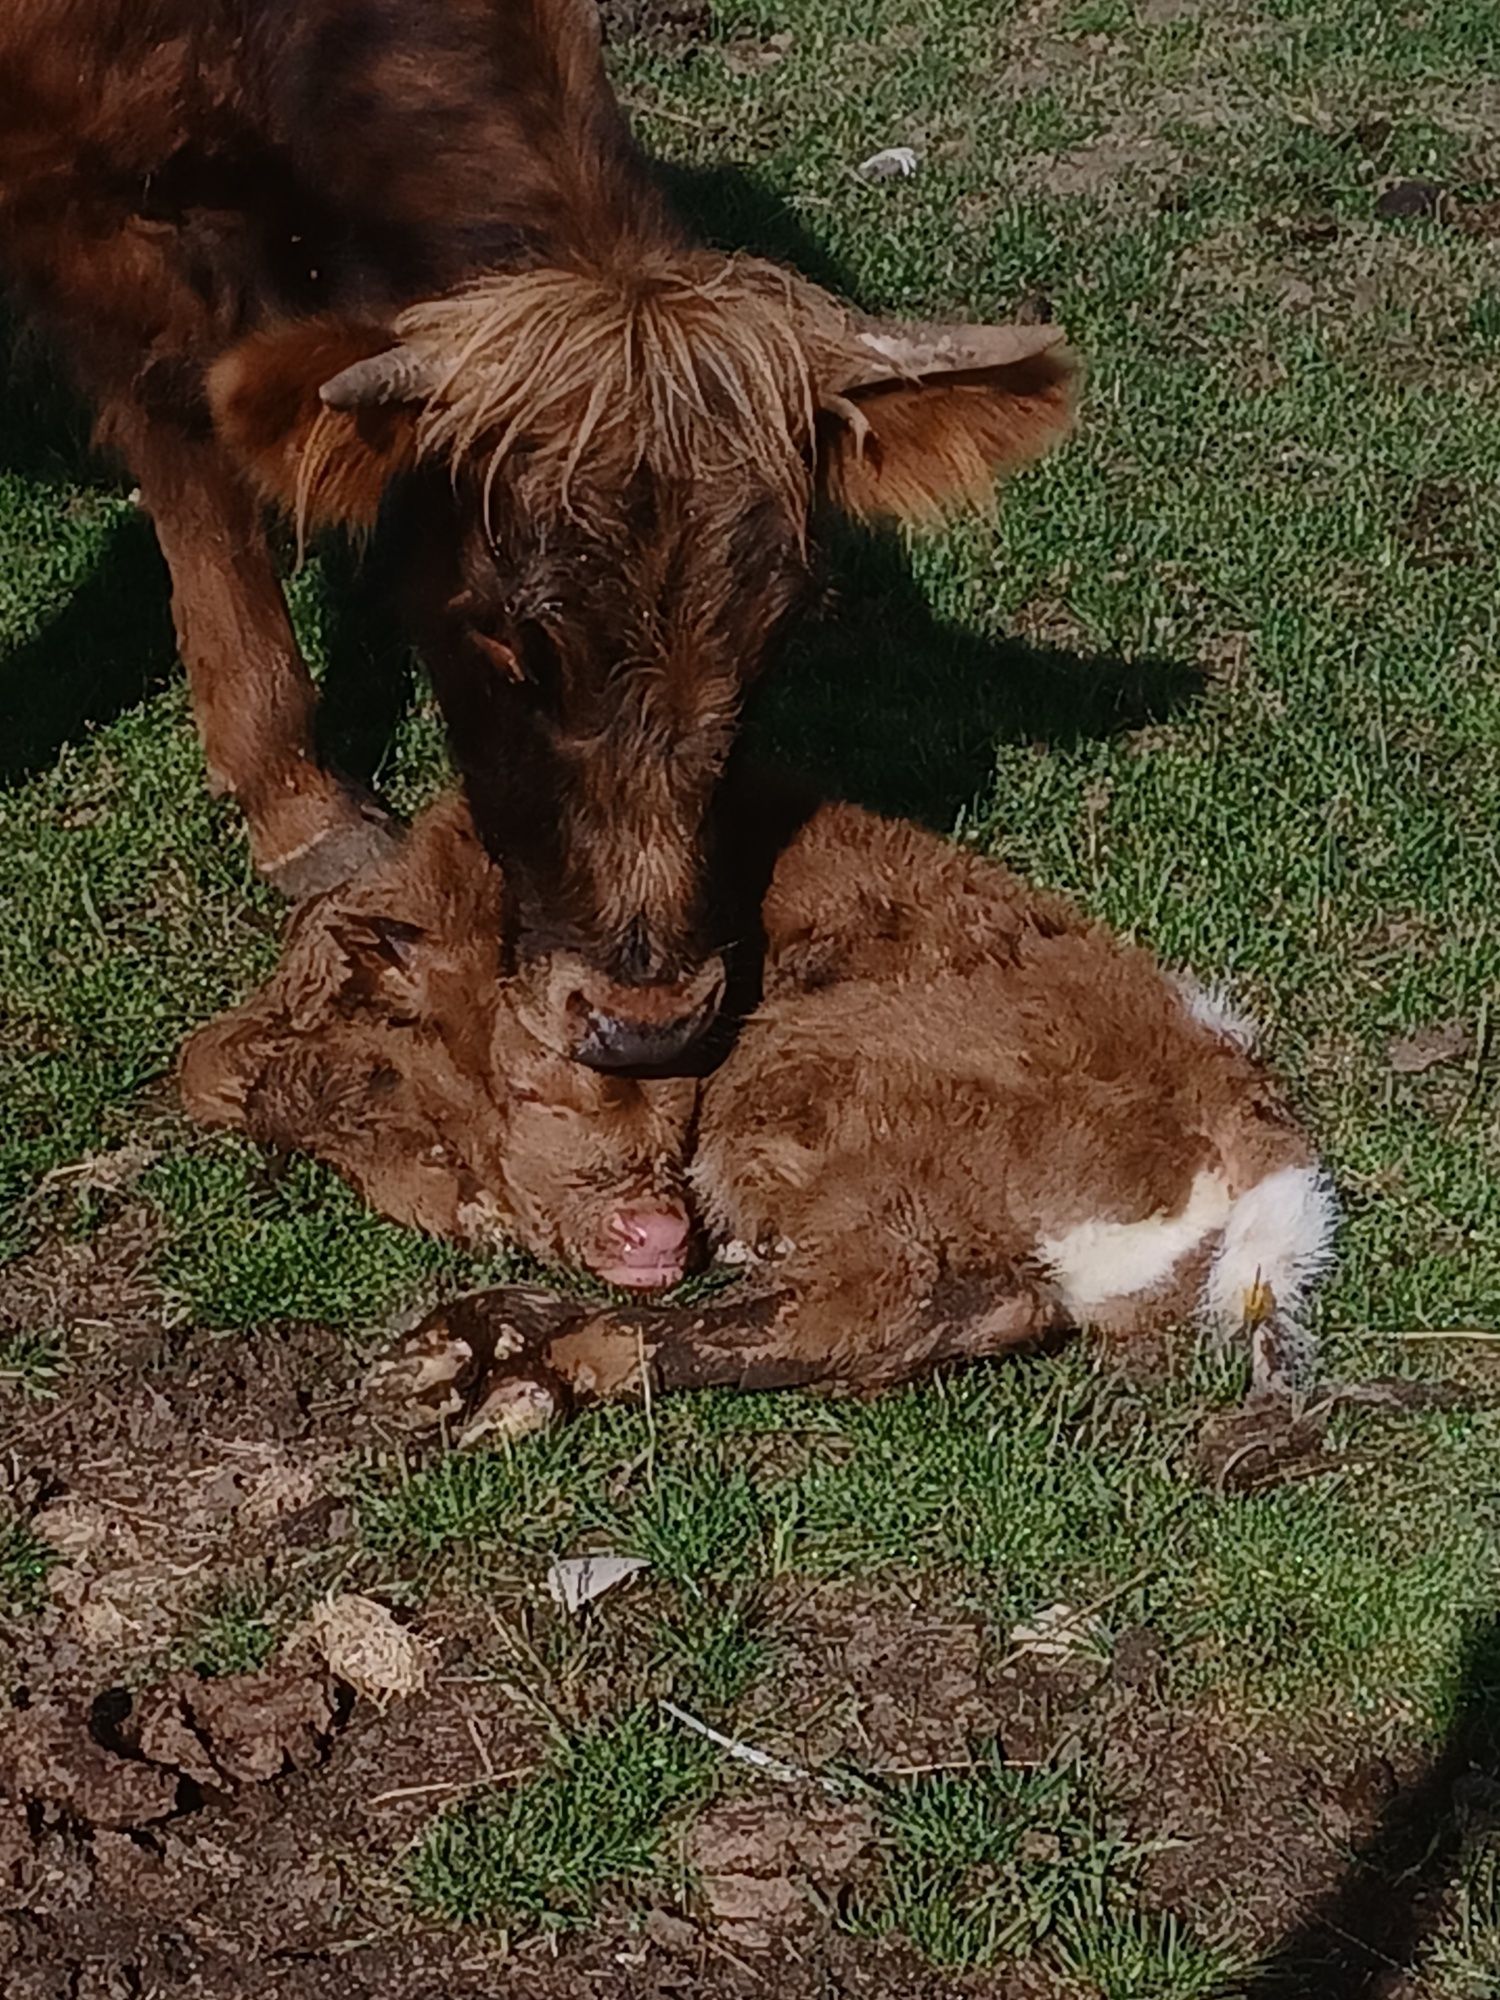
(179, 798, 699, 1290)
(180, 784, 1335, 1435)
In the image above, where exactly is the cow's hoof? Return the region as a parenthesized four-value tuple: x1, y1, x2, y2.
(363, 1315, 479, 1432)
(457, 1372, 561, 1449)
(263, 808, 404, 901)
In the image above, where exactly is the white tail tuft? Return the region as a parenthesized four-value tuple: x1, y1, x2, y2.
(1172, 971, 1260, 1054)
(1201, 1163, 1339, 1386)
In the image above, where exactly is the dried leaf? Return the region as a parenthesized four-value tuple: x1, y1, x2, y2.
(1008, 1601, 1109, 1661)
(300, 1593, 434, 1707)
(546, 1553, 649, 1614)
(856, 146, 920, 182)
(1387, 1020, 1472, 1074)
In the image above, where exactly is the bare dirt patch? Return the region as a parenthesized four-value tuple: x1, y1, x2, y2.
(1, 1351, 1475, 1998)
(684, 1790, 877, 1951)
(0, 1238, 1480, 1994)
(0, 1205, 163, 1357)
(0, 1300, 546, 1997)
(0, 1664, 546, 2000)
(595, 0, 712, 56)
(768, 1580, 1010, 1772)
(4, 1318, 356, 1682)
(1106, 1704, 1409, 1946)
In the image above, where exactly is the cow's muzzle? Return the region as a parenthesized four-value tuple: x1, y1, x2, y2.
(515, 952, 728, 1071)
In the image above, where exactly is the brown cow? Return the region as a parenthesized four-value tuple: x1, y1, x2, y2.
(179, 779, 1337, 1435)
(1, 0, 1075, 1065)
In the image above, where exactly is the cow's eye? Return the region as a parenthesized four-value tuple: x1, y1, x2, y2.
(517, 620, 562, 684)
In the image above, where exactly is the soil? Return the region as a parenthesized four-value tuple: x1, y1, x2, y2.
(594, 0, 712, 56)
(1, 1215, 1477, 1997)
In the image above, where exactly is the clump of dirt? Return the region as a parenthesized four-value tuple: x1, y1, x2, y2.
(770, 1583, 1000, 1771)
(300, 1592, 436, 1708)
(684, 1790, 876, 1951)
(595, 0, 712, 54)
(3, 1660, 347, 1837)
(764, 1579, 1112, 1780)
(1194, 1397, 1340, 1494)
(1195, 1380, 1459, 1495)
(1, 1631, 547, 2000)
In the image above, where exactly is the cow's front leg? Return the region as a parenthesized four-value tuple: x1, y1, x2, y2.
(128, 426, 399, 896)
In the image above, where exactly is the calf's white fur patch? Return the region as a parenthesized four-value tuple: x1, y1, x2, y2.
(1040, 1169, 1233, 1314)
(1171, 971, 1260, 1053)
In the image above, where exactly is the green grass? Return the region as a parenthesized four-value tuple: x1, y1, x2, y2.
(3, 0, 1500, 1981)
(353, 1354, 1500, 1734)
(0, 1508, 56, 1617)
(850, 1750, 1245, 1993)
(851, 1755, 1136, 1964)
(178, 1579, 280, 1679)
(0, 1324, 66, 1399)
(406, 1706, 714, 1930)
(1422, 1829, 1500, 1999)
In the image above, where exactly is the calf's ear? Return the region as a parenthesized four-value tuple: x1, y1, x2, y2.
(815, 322, 1077, 525)
(208, 318, 421, 533)
(326, 915, 430, 1020)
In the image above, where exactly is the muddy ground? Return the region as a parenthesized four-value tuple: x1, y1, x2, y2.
(0, 1214, 1479, 2000)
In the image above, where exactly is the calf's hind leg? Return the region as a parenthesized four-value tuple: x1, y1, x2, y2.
(126, 424, 397, 896)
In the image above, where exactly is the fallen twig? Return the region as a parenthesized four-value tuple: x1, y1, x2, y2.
(659, 1699, 849, 1797)
(1390, 1329, 1500, 1343)
(366, 1769, 532, 1808)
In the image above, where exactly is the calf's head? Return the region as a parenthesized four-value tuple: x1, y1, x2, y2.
(210, 255, 1075, 1066)
(496, 1019, 700, 1288)
(330, 912, 702, 1285)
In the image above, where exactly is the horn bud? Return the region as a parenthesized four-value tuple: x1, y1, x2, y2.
(318, 348, 437, 410)
(830, 321, 1068, 395)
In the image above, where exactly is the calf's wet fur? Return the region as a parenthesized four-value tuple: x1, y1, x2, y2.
(179, 780, 1336, 1432)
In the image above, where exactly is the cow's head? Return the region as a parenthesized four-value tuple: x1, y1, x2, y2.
(210, 255, 1075, 1067)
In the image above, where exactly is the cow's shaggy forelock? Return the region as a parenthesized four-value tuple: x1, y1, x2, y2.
(406, 254, 833, 519)
(290, 251, 871, 549)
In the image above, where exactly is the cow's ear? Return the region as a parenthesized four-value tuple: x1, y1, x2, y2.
(208, 317, 421, 532)
(815, 322, 1077, 525)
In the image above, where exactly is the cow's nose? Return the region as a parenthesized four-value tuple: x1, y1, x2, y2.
(573, 1004, 709, 1071)
(566, 954, 727, 1072)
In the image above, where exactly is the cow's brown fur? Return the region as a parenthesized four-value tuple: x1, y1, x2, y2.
(2, 0, 1075, 1052)
(180, 782, 1327, 1412)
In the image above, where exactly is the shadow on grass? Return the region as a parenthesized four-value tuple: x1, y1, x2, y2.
(634, 163, 1203, 818)
(0, 308, 417, 794)
(0, 509, 178, 788)
(1240, 1613, 1500, 1998)
(753, 524, 1201, 828)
